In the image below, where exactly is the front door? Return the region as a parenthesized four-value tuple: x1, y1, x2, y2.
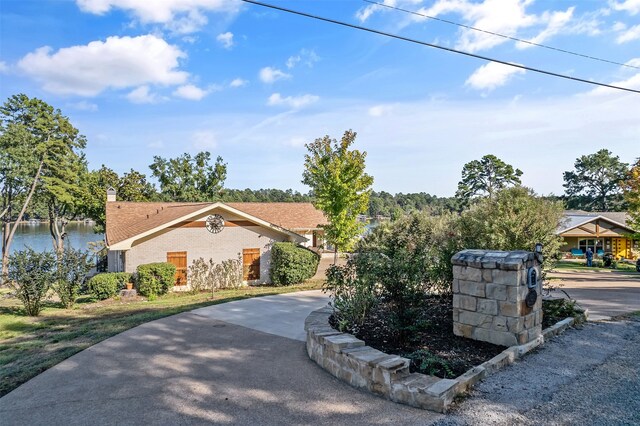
(167, 251, 187, 286)
(612, 238, 630, 259)
(243, 248, 260, 281)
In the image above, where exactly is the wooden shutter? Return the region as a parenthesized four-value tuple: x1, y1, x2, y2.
(167, 251, 187, 286)
(243, 248, 261, 281)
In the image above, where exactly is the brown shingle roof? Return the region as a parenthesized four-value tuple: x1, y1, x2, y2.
(106, 201, 328, 246)
(225, 203, 328, 231)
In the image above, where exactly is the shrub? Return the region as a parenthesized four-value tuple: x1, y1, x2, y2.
(136, 262, 176, 298)
(188, 256, 243, 296)
(213, 256, 243, 290)
(270, 242, 320, 285)
(53, 247, 93, 308)
(326, 212, 463, 343)
(86, 272, 132, 300)
(458, 186, 564, 273)
(8, 249, 56, 316)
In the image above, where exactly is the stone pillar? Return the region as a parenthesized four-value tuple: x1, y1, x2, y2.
(451, 249, 543, 347)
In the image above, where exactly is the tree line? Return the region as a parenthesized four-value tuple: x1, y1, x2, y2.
(2, 93, 640, 275)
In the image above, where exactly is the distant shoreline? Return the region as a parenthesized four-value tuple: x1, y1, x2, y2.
(15, 219, 96, 225)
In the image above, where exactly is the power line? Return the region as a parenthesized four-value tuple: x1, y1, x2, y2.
(239, 0, 640, 95)
(363, 0, 640, 71)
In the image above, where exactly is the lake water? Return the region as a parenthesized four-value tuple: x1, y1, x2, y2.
(2, 222, 104, 254)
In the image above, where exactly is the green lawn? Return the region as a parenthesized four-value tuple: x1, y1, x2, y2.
(552, 259, 639, 273)
(0, 281, 324, 397)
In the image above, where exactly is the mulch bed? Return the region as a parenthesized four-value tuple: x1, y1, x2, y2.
(331, 295, 505, 379)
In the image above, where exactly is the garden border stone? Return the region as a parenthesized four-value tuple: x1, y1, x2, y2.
(305, 307, 588, 413)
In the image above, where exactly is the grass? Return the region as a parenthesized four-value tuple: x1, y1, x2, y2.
(0, 280, 324, 397)
(552, 259, 639, 274)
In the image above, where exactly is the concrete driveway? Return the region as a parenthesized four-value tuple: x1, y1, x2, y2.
(0, 290, 441, 425)
(548, 269, 640, 320)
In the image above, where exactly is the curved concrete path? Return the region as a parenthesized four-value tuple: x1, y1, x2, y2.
(0, 290, 441, 425)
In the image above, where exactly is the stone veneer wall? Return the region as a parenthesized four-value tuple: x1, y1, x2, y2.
(451, 250, 543, 347)
(305, 307, 460, 413)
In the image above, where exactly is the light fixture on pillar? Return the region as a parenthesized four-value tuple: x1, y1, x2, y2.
(534, 243, 543, 254)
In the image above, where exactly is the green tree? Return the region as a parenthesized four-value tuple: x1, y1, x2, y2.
(83, 166, 157, 233)
(1, 94, 84, 279)
(149, 152, 227, 202)
(118, 169, 157, 201)
(40, 149, 88, 254)
(621, 158, 640, 238)
(302, 130, 373, 263)
(459, 186, 565, 271)
(563, 149, 628, 211)
(456, 154, 523, 200)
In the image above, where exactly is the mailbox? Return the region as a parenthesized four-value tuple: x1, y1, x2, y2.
(525, 266, 539, 307)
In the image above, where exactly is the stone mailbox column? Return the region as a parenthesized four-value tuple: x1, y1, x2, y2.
(451, 249, 543, 347)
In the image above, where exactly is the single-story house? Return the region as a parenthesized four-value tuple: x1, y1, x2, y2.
(557, 210, 639, 259)
(105, 190, 328, 285)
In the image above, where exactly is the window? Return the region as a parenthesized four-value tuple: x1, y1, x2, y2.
(578, 239, 603, 254)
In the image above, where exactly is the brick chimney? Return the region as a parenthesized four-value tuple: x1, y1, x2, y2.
(107, 187, 116, 202)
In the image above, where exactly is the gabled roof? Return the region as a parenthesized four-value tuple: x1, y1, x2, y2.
(106, 201, 328, 248)
(557, 210, 635, 235)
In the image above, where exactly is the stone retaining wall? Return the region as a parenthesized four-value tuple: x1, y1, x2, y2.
(305, 307, 586, 413)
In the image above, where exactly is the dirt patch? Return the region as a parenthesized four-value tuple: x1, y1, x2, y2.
(331, 295, 505, 379)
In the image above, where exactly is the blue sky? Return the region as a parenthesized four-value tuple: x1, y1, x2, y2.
(1, 0, 639, 196)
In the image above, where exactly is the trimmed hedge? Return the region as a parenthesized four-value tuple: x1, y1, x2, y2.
(270, 242, 320, 286)
(86, 272, 132, 300)
(136, 262, 176, 298)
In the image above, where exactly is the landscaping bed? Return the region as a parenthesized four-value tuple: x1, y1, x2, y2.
(331, 295, 587, 379)
(331, 294, 505, 379)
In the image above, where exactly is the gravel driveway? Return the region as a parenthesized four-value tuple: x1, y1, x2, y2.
(435, 317, 640, 425)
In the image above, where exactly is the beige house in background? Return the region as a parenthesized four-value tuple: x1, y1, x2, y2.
(105, 190, 328, 285)
(557, 210, 638, 260)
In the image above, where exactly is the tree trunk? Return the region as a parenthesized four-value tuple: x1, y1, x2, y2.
(1, 159, 44, 283)
(1, 222, 9, 283)
(333, 245, 338, 265)
(48, 205, 66, 255)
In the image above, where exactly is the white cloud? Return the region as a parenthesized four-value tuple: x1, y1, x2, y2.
(68, 101, 98, 111)
(230, 78, 248, 87)
(216, 32, 234, 49)
(616, 24, 640, 42)
(288, 137, 307, 147)
(259, 67, 291, 83)
(173, 84, 209, 100)
(368, 104, 394, 117)
(0, 61, 8, 73)
(76, 0, 239, 33)
(516, 8, 575, 48)
(359, 0, 587, 53)
(588, 59, 640, 95)
(267, 93, 319, 109)
(126, 86, 161, 104)
(610, 0, 640, 15)
(286, 49, 320, 69)
(18, 35, 188, 96)
(192, 130, 217, 149)
(465, 62, 525, 91)
(147, 140, 165, 149)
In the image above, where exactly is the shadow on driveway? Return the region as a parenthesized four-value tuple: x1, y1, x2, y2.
(0, 306, 441, 425)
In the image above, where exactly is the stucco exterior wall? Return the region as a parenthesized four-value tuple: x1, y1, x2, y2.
(115, 210, 293, 284)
